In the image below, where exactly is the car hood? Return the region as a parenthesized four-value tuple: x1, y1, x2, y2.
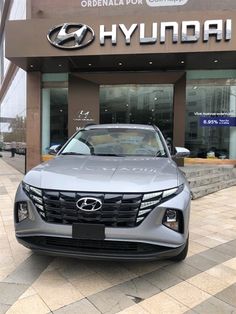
(24, 156, 180, 193)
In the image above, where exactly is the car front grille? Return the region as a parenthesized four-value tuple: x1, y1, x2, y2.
(23, 184, 163, 227)
(41, 191, 142, 227)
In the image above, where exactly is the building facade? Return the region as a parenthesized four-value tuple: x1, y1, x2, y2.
(1, 0, 236, 171)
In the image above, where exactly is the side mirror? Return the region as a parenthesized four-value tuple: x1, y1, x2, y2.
(48, 144, 62, 155)
(174, 147, 190, 158)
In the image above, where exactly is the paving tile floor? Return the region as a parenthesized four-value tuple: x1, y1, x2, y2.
(0, 158, 236, 314)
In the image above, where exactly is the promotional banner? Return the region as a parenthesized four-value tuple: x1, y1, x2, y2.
(200, 116, 236, 127)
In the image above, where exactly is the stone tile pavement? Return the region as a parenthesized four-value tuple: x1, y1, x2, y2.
(0, 158, 236, 314)
(0, 152, 25, 175)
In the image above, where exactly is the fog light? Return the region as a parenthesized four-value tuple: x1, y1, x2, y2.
(164, 221, 179, 232)
(163, 209, 181, 232)
(17, 202, 28, 222)
(166, 209, 177, 222)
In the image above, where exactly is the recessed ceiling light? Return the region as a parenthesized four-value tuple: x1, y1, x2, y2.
(181, 60, 185, 64)
(58, 64, 62, 67)
(30, 64, 34, 68)
(149, 61, 153, 65)
(214, 59, 219, 63)
(118, 62, 123, 66)
(88, 63, 92, 66)
(154, 97, 157, 101)
(126, 104, 129, 107)
(193, 86, 198, 90)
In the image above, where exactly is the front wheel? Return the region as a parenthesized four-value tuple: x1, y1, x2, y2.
(172, 235, 189, 262)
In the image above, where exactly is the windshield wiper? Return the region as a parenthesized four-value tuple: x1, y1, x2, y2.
(155, 150, 166, 157)
(61, 152, 87, 156)
(93, 153, 123, 157)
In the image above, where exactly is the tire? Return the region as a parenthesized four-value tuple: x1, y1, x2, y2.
(172, 235, 189, 262)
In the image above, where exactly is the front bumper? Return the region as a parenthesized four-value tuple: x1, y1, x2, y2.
(14, 184, 191, 261)
(17, 236, 186, 261)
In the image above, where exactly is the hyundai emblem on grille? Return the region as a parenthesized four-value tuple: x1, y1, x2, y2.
(76, 197, 102, 211)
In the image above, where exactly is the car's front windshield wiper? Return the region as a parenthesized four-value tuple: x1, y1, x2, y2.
(61, 152, 87, 156)
(155, 150, 167, 157)
(93, 153, 124, 157)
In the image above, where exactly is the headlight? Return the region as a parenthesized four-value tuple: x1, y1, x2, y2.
(143, 184, 184, 202)
(136, 184, 184, 224)
(22, 182, 45, 218)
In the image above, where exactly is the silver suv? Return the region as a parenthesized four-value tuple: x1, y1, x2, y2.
(14, 124, 191, 261)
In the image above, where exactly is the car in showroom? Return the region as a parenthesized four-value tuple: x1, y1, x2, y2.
(14, 124, 191, 261)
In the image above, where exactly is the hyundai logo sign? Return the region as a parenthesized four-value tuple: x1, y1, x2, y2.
(47, 19, 232, 49)
(47, 23, 95, 49)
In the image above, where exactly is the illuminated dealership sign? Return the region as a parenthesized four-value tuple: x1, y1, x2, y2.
(47, 19, 232, 49)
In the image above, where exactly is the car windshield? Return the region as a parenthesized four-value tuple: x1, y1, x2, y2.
(60, 128, 168, 157)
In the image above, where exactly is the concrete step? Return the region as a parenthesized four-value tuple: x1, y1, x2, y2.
(188, 173, 234, 189)
(181, 165, 234, 179)
(181, 165, 236, 199)
(190, 178, 236, 199)
(220, 178, 236, 190)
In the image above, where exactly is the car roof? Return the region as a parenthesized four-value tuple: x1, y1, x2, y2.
(84, 124, 158, 131)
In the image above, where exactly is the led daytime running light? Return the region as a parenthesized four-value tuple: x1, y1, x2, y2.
(143, 191, 162, 201)
(162, 188, 178, 198)
(30, 186, 42, 196)
(142, 184, 184, 205)
(23, 182, 30, 193)
(140, 200, 160, 209)
(138, 208, 152, 216)
(31, 195, 43, 204)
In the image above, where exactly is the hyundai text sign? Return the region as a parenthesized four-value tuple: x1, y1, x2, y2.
(99, 20, 232, 45)
(47, 19, 232, 49)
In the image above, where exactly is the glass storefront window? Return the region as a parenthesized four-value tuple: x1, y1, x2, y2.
(41, 88, 68, 154)
(100, 84, 174, 139)
(0, 69, 26, 173)
(42, 73, 68, 82)
(185, 81, 236, 159)
(41, 73, 68, 155)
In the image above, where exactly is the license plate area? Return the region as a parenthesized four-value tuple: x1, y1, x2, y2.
(72, 223, 105, 240)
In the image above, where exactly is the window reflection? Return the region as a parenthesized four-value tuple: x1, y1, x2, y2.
(100, 84, 174, 139)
